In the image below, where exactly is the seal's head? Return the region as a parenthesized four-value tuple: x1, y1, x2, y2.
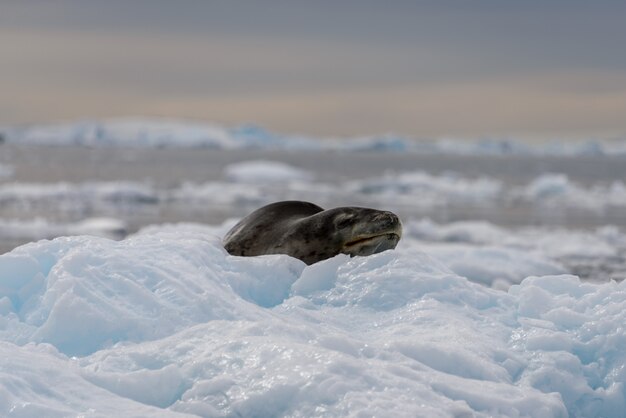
(319, 206, 401, 258)
(223, 201, 402, 265)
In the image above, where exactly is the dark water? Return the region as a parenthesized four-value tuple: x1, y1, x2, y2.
(3, 144, 626, 186)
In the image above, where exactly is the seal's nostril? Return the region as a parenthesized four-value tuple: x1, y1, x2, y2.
(372, 212, 397, 227)
(381, 212, 396, 224)
(374, 213, 388, 222)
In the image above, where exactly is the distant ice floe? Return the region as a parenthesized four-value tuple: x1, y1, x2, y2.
(406, 219, 626, 285)
(0, 181, 159, 218)
(223, 160, 314, 183)
(3, 167, 625, 217)
(1, 167, 626, 249)
(3, 119, 234, 149)
(0, 230, 624, 416)
(4, 118, 626, 156)
(0, 217, 127, 241)
(518, 173, 626, 211)
(354, 171, 626, 212)
(408, 218, 624, 261)
(349, 171, 503, 207)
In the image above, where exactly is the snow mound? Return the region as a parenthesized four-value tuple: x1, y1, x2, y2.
(1, 231, 625, 416)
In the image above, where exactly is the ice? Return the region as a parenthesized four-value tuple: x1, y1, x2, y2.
(223, 160, 314, 184)
(3, 170, 624, 232)
(2, 118, 626, 415)
(0, 342, 191, 418)
(0, 231, 303, 356)
(3, 119, 233, 149)
(523, 173, 571, 200)
(1, 229, 625, 417)
(352, 171, 626, 213)
(518, 173, 626, 211)
(5, 118, 626, 156)
(350, 171, 503, 207)
(170, 181, 268, 208)
(0, 217, 127, 241)
(406, 219, 626, 284)
(406, 218, 621, 260)
(0, 181, 159, 218)
(406, 218, 510, 244)
(412, 243, 566, 289)
(2, 170, 625, 285)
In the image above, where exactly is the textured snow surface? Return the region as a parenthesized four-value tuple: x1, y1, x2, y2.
(1, 227, 625, 417)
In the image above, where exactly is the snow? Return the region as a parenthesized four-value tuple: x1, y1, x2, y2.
(1, 227, 625, 417)
(4, 118, 626, 156)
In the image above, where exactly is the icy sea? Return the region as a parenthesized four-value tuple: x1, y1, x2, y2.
(1, 120, 625, 417)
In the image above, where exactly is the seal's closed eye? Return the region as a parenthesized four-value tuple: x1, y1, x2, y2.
(334, 213, 356, 230)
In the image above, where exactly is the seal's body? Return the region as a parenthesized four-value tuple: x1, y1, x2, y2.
(223, 201, 402, 264)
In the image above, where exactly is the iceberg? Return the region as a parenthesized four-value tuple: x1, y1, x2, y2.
(1, 228, 624, 417)
(4, 118, 626, 156)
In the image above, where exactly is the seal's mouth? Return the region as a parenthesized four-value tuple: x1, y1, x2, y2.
(344, 232, 401, 248)
(341, 215, 402, 256)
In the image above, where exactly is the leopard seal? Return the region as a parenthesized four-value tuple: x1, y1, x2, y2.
(223, 201, 402, 264)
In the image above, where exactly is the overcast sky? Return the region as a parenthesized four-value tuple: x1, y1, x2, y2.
(1, 0, 625, 138)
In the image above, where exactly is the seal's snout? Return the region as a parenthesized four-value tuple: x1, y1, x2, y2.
(343, 209, 402, 256)
(372, 211, 400, 229)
